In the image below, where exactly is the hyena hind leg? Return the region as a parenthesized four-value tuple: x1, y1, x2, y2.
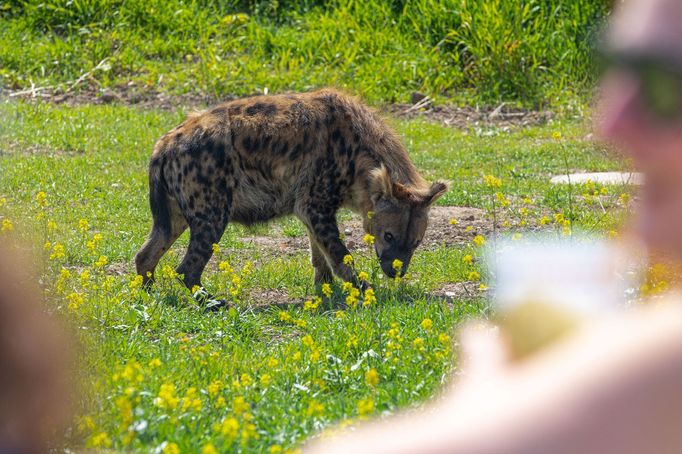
(135, 198, 188, 286)
(175, 215, 229, 291)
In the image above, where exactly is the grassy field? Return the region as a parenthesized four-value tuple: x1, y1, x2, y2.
(0, 98, 633, 452)
(0, 0, 608, 107)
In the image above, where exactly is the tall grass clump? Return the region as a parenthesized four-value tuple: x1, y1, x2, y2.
(0, 0, 609, 107)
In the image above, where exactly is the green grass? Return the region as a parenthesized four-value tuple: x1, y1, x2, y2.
(0, 99, 632, 452)
(0, 0, 608, 107)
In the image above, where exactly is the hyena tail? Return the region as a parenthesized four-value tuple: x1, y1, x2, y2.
(148, 156, 172, 239)
(135, 155, 175, 284)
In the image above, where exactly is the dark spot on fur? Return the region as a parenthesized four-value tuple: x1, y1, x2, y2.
(242, 136, 253, 152)
(212, 107, 227, 117)
(289, 143, 303, 161)
(245, 103, 277, 116)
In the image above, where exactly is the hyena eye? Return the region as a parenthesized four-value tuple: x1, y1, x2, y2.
(384, 232, 394, 243)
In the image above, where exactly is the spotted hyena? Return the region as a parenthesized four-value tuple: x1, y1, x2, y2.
(135, 88, 448, 296)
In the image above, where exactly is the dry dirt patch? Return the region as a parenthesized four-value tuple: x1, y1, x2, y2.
(234, 206, 489, 256)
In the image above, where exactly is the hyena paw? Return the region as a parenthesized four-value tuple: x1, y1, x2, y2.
(193, 287, 228, 312)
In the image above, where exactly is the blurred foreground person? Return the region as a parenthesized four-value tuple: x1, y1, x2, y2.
(0, 242, 72, 454)
(304, 0, 682, 452)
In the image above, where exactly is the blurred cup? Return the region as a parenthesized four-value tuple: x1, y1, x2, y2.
(487, 236, 639, 360)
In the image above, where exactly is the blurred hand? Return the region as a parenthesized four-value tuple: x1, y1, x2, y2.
(304, 303, 682, 454)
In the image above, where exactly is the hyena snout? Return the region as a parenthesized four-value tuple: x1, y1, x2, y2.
(379, 255, 411, 278)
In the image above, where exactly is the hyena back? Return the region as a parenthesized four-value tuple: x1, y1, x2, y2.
(135, 88, 448, 293)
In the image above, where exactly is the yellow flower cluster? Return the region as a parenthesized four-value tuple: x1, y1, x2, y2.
(483, 174, 502, 188)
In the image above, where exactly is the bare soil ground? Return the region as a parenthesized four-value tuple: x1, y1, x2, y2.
(235, 206, 490, 307)
(3, 85, 552, 130)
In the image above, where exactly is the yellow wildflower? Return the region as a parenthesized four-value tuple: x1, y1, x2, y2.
(449, 218, 458, 225)
(240, 373, 253, 387)
(392, 259, 403, 272)
(473, 235, 485, 246)
(216, 417, 239, 439)
(78, 218, 89, 233)
(495, 192, 509, 207)
(365, 368, 379, 387)
(421, 318, 433, 331)
(233, 396, 250, 414)
(363, 288, 376, 307)
(67, 292, 84, 310)
(267, 357, 279, 368)
(321, 283, 332, 298)
(181, 387, 202, 412)
(269, 446, 283, 454)
(412, 337, 425, 350)
(94, 255, 108, 269)
(154, 383, 179, 410)
(302, 335, 314, 348)
(552, 131, 562, 140)
(366, 211, 374, 219)
(35, 191, 48, 207)
(483, 174, 502, 188)
(343, 254, 354, 265)
(306, 400, 325, 417)
(260, 373, 272, 387)
(202, 444, 219, 454)
(212, 243, 221, 254)
(357, 398, 375, 416)
(130, 275, 144, 290)
(1, 219, 14, 232)
(363, 233, 375, 245)
(163, 442, 180, 454)
(219, 261, 232, 273)
(462, 254, 473, 265)
(335, 310, 345, 319)
(358, 271, 369, 281)
(278, 311, 292, 322)
(115, 395, 133, 428)
(207, 380, 223, 397)
(89, 432, 111, 448)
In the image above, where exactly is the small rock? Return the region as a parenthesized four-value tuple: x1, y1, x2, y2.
(100, 90, 117, 103)
(344, 228, 352, 235)
(550, 172, 643, 186)
(465, 215, 475, 221)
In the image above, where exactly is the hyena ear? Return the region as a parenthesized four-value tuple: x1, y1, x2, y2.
(369, 166, 394, 203)
(420, 180, 449, 206)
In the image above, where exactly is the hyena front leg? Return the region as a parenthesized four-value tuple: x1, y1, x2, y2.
(299, 209, 361, 288)
(309, 236, 333, 285)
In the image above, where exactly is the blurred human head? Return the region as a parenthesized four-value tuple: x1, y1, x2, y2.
(0, 242, 71, 454)
(598, 0, 682, 257)
(598, 0, 682, 259)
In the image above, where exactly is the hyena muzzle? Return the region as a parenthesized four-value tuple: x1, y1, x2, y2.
(135, 88, 448, 300)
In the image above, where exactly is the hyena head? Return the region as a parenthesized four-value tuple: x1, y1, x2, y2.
(367, 166, 449, 278)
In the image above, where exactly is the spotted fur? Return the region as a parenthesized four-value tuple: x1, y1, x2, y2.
(135, 88, 448, 292)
